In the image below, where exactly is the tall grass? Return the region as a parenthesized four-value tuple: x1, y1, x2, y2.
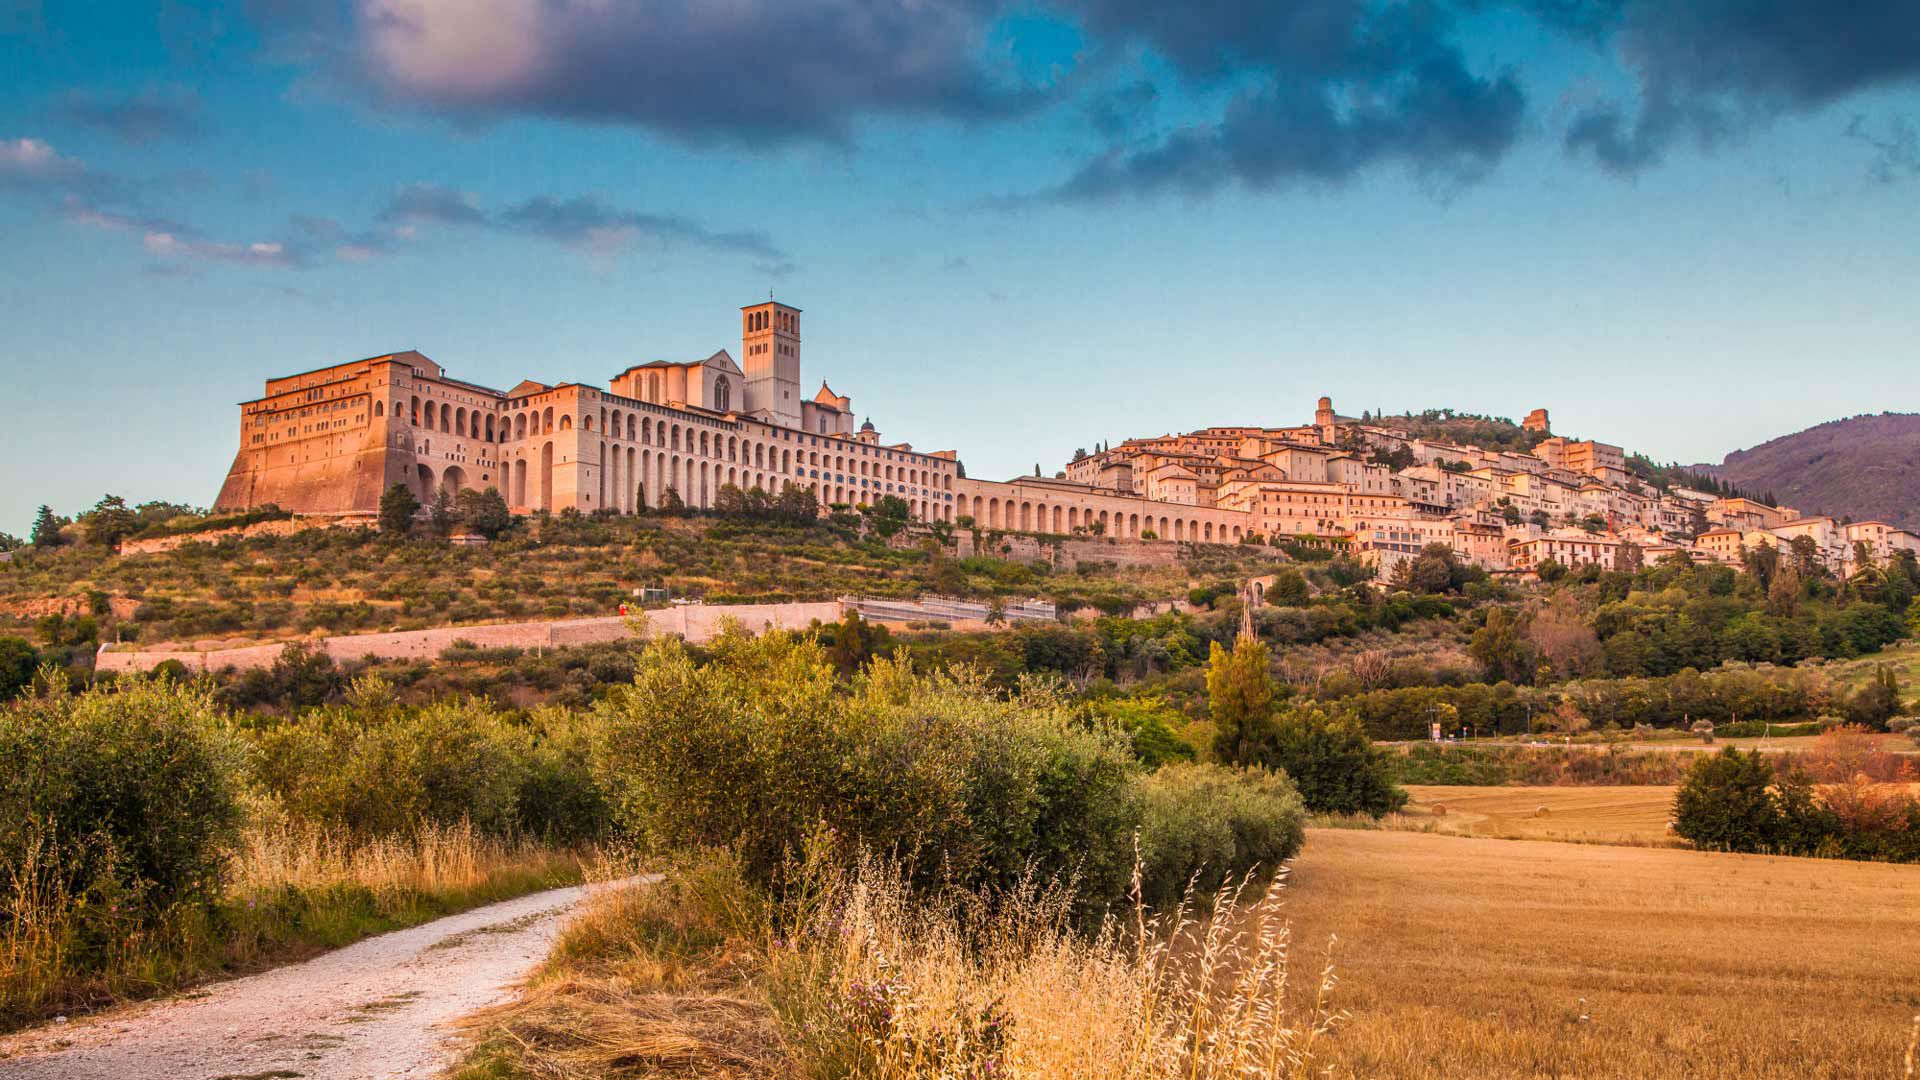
(459, 847, 1341, 1080)
(1, 820, 582, 1030)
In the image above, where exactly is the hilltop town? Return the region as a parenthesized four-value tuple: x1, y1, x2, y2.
(213, 298, 1920, 583)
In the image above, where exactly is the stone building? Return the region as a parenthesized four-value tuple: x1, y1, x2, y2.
(217, 301, 961, 522)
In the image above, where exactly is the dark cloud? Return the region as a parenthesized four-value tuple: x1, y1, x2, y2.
(329, 0, 1036, 145)
(1085, 80, 1158, 139)
(1052, 1, 1525, 200)
(1845, 114, 1920, 184)
(1558, 0, 1920, 174)
(53, 87, 207, 143)
(377, 182, 486, 227)
(499, 194, 794, 275)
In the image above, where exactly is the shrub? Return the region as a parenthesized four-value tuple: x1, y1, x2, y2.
(1134, 763, 1306, 908)
(0, 636, 36, 700)
(0, 679, 247, 919)
(1672, 749, 1784, 852)
(251, 689, 530, 837)
(1223, 699, 1406, 817)
(599, 627, 1143, 909)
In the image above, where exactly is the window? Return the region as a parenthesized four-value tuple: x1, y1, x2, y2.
(713, 376, 731, 413)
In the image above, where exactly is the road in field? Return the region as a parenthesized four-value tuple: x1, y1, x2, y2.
(0, 882, 609, 1080)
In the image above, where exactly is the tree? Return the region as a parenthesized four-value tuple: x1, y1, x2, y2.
(455, 487, 512, 539)
(1845, 665, 1903, 731)
(0, 532, 20, 553)
(1208, 634, 1276, 764)
(29, 506, 64, 548)
(379, 483, 420, 536)
(82, 494, 138, 548)
(1470, 607, 1536, 684)
(0, 636, 37, 700)
(1765, 566, 1800, 617)
(1261, 701, 1407, 816)
(427, 489, 454, 539)
(866, 495, 911, 538)
(713, 483, 747, 516)
(775, 484, 817, 524)
(825, 609, 889, 675)
(1673, 748, 1784, 853)
(660, 486, 688, 516)
(1617, 540, 1645, 575)
(1269, 568, 1310, 606)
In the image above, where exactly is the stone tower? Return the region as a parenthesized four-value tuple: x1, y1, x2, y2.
(741, 300, 802, 428)
(1315, 395, 1337, 442)
(1523, 408, 1551, 434)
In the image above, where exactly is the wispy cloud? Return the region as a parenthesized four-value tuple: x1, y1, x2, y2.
(52, 87, 206, 143)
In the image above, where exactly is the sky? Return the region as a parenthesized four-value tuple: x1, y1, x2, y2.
(1, 0, 1917, 537)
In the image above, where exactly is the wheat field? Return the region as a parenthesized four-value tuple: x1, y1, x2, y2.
(1280, 829, 1920, 1079)
(1400, 784, 1682, 845)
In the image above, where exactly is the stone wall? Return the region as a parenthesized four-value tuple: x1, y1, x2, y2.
(95, 600, 846, 675)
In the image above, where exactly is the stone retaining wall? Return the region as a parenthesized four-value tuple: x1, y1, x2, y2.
(96, 600, 845, 674)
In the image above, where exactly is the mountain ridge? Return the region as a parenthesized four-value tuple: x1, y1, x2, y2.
(1694, 412, 1920, 530)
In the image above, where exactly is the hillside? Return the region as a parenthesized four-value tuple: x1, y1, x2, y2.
(1367, 409, 1549, 453)
(1698, 412, 1920, 530)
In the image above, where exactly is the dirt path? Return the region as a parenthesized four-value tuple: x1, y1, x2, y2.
(0, 881, 615, 1080)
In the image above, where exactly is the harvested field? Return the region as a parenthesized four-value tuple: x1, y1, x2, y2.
(1283, 829, 1920, 1079)
(1401, 784, 1680, 845)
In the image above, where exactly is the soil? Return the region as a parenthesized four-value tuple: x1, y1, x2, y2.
(0, 882, 605, 1080)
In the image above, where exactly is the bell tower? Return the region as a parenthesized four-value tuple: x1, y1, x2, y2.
(741, 300, 802, 428)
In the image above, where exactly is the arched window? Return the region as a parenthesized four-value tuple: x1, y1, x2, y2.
(374, 401, 384, 418)
(713, 376, 731, 413)
(560, 415, 573, 431)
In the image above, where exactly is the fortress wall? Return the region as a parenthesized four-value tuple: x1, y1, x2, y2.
(95, 601, 847, 675)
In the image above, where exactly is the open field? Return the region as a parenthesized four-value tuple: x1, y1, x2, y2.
(1401, 784, 1680, 845)
(1281, 829, 1920, 1079)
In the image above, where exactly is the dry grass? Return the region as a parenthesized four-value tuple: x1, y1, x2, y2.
(1, 821, 583, 1029)
(1282, 829, 1920, 1079)
(456, 849, 1344, 1080)
(1399, 784, 1682, 846)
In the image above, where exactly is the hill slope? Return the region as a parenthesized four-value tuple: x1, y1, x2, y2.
(1700, 412, 1920, 529)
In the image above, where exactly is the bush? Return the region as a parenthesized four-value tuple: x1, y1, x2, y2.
(251, 687, 531, 837)
(0, 679, 247, 920)
(600, 627, 1143, 910)
(1228, 700, 1407, 817)
(1672, 748, 1788, 852)
(1134, 763, 1306, 908)
(0, 636, 36, 700)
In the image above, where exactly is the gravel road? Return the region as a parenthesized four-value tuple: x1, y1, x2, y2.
(0, 881, 607, 1080)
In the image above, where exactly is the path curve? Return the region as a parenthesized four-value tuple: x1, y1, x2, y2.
(0, 880, 619, 1080)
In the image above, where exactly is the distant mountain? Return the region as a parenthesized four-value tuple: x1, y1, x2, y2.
(1697, 413, 1920, 530)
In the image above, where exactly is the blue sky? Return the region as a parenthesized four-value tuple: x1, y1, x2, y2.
(1, 1, 1917, 536)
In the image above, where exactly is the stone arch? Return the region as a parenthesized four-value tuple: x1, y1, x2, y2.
(441, 465, 467, 498)
(539, 441, 554, 511)
(512, 458, 528, 507)
(415, 463, 435, 501)
(560, 414, 573, 431)
(455, 407, 467, 437)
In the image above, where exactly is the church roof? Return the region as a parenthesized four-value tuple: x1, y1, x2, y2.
(507, 379, 551, 397)
(814, 381, 845, 406)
